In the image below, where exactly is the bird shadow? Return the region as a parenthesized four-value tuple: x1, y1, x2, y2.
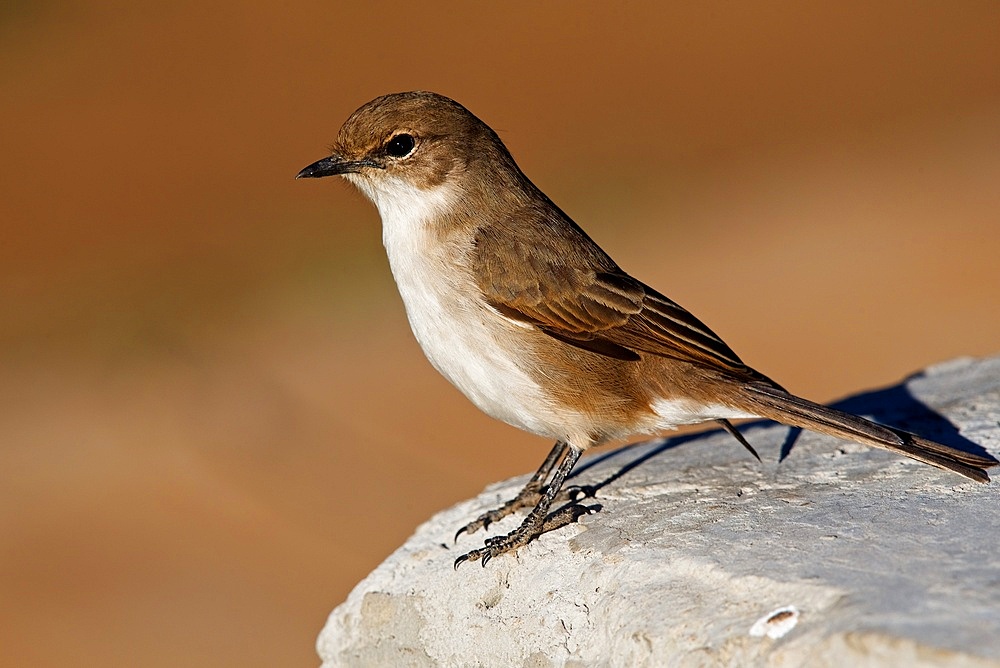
(564, 372, 991, 499)
(564, 431, 702, 498)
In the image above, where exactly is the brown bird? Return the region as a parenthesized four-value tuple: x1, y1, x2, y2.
(297, 91, 996, 567)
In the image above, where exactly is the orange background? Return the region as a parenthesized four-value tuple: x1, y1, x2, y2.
(2, 2, 999, 666)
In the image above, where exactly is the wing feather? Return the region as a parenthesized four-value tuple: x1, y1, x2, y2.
(472, 207, 748, 373)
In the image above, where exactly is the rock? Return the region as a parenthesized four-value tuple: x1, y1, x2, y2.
(318, 357, 1000, 667)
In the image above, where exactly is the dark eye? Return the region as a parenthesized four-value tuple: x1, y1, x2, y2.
(385, 133, 415, 158)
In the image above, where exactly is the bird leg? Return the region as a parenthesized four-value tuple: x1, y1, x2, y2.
(454, 439, 570, 540)
(455, 442, 583, 568)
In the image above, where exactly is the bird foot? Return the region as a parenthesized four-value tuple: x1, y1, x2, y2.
(454, 503, 600, 568)
(454, 482, 597, 541)
(454, 483, 545, 540)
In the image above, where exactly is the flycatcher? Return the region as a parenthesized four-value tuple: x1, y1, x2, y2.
(298, 91, 996, 568)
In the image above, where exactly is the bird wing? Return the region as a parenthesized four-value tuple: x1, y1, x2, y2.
(472, 208, 750, 372)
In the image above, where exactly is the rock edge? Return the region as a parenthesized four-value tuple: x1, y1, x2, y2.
(319, 356, 1000, 667)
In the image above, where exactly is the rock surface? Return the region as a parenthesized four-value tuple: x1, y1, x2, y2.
(318, 357, 1000, 667)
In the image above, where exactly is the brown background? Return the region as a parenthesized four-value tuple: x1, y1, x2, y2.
(2, 2, 999, 666)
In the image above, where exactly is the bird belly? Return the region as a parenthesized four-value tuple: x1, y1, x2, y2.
(406, 294, 554, 436)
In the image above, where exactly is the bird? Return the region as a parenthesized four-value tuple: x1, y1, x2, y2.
(297, 91, 996, 568)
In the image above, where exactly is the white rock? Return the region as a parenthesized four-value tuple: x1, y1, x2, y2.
(318, 356, 1000, 667)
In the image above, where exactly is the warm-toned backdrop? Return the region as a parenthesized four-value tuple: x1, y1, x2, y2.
(2, 2, 999, 666)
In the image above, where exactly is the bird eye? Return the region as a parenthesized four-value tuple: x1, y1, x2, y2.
(385, 133, 416, 158)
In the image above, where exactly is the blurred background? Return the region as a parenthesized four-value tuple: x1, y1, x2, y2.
(2, 2, 999, 666)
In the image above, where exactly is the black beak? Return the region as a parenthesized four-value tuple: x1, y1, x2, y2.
(296, 155, 376, 179)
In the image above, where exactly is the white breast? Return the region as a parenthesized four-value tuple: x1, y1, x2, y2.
(348, 175, 555, 438)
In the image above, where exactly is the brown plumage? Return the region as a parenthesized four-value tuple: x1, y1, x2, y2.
(298, 91, 996, 567)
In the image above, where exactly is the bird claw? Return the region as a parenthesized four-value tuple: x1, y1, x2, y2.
(453, 548, 486, 569)
(453, 503, 601, 569)
(453, 527, 532, 569)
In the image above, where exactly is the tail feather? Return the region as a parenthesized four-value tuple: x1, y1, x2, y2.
(743, 383, 997, 483)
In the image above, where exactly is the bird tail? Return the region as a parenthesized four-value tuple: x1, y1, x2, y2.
(741, 383, 997, 483)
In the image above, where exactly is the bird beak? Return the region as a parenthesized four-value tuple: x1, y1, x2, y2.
(296, 155, 376, 179)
